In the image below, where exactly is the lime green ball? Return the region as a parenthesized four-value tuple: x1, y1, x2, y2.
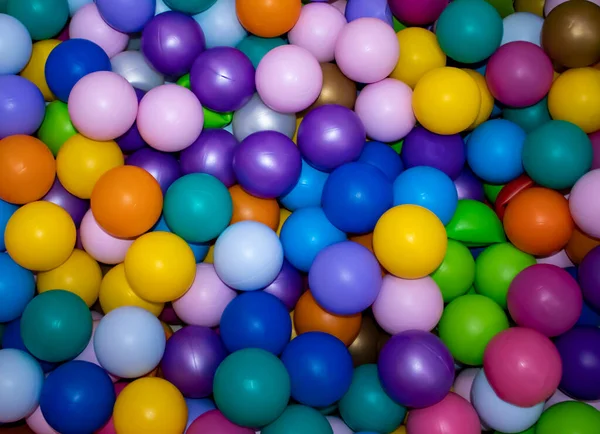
(536, 402, 600, 434)
(176, 74, 233, 128)
(236, 36, 287, 69)
(392, 17, 407, 32)
(263, 405, 333, 434)
(431, 240, 475, 303)
(20, 290, 92, 363)
(438, 294, 509, 365)
(445, 200, 506, 247)
(37, 101, 77, 156)
(164, 0, 217, 14)
(390, 138, 403, 154)
(474, 243, 536, 308)
(483, 183, 504, 203)
(7, 0, 69, 40)
(214, 348, 291, 427)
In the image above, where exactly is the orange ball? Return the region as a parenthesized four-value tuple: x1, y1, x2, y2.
(91, 166, 163, 238)
(294, 290, 362, 346)
(503, 188, 574, 256)
(0, 135, 55, 204)
(565, 225, 600, 264)
(236, 0, 302, 37)
(229, 184, 280, 231)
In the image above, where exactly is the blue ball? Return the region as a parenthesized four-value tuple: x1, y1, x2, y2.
(281, 332, 353, 408)
(45, 39, 111, 103)
(220, 291, 291, 355)
(467, 119, 526, 184)
(185, 398, 216, 430)
(40, 361, 115, 434)
(0, 253, 35, 323)
(1, 319, 57, 373)
(393, 166, 458, 225)
(578, 302, 600, 327)
(322, 162, 393, 234)
(280, 207, 346, 272)
(358, 141, 403, 182)
(152, 215, 209, 263)
(279, 159, 329, 211)
(0, 199, 18, 251)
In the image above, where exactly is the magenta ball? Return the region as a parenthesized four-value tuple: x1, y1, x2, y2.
(388, 0, 449, 25)
(126, 148, 182, 194)
(486, 41, 554, 108)
(187, 410, 254, 434)
(232, 131, 302, 198)
(262, 260, 304, 311)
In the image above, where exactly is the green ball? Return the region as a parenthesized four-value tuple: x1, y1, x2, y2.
(536, 402, 600, 434)
(431, 240, 475, 303)
(522, 120, 593, 190)
(474, 243, 535, 309)
(164, 173, 233, 244)
(37, 101, 77, 156)
(483, 183, 504, 204)
(445, 200, 506, 247)
(495, 427, 535, 434)
(7, 0, 69, 40)
(175, 75, 232, 128)
(503, 97, 551, 133)
(236, 36, 287, 69)
(263, 405, 333, 434)
(164, 0, 217, 14)
(214, 348, 291, 428)
(339, 364, 406, 433)
(438, 294, 509, 365)
(20, 290, 92, 363)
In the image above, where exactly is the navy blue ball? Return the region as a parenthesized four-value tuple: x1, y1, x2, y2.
(2, 319, 57, 373)
(358, 141, 403, 182)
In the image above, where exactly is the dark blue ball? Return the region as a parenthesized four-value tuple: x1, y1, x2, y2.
(358, 141, 403, 182)
(1, 318, 57, 373)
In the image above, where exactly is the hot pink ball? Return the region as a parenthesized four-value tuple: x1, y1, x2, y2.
(569, 169, 600, 239)
(486, 41, 554, 108)
(288, 3, 347, 63)
(453, 368, 480, 403)
(187, 410, 254, 434)
(255, 45, 323, 114)
(389, 0, 449, 25)
(68, 71, 138, 141)
(354, 78, 415, 142)
(483, 327, 562, 407)
(508, 264, 583, 337)
(407, 393, 480, 434)
(69, 3, 128, 58)
(334, 17, 399, 84)
(95, 382, 128, 434)
(137, 84, 204, 152)
(372, 274, 443, 334)
(80, 210, 135, 264)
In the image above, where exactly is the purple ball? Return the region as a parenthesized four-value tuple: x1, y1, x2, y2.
(377, 330, 454, 408)
(578, 245, 600, 313)
(0, 75, 45, 139)
(555, 327, 600, 401)
(298, 104, 366, 172)
(453, 167, 485, 201)
(190, 47, 255, 113)
(262, 260, 304, 311)
(401, 126, 465, 180)
(345, 0, 393, 26)
(117, 88, 146, 153)
(160, 326, 228, 399)
(141, 11, 206, 78)
(126, 148, 182, 194)
(233, 131, 302, 198)
(96, 0, 155, 33)
(180, 129, 238, 187)
(42, 178, 89, 227)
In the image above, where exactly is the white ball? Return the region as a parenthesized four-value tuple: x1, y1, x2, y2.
(0, 349, 44, 423)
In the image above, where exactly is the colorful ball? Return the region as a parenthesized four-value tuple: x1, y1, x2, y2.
(0, 253, 35, 323)
(503, 96, 551, 133)
(126, 148, 181, 194)
(0, 75, 45, 140)
(41, 178, 89, 227)
(96, 0, 155, 33)
(279, 159, 329, 211)
(388, 0, 448, 25)
(79, 210, 134, 265)
(406, 393, 480, 434)
(7, 0, 69, 40)
(579, 245, 600, 311)
(235, 0, 301, 38)
(20, 39, 61, 101)
(193, 0, 248, 49)
(0, 349, 44, 423)
(262, 405, 332, 434)
(188, 409, 253, 434)
(69, 3, 128, 58)
(229, 185, 280, 230)
(537, 401, 600, 434)
(0, 13, 32, 75)
(501, 11, 543, 46)
(570, 169, 600, 239)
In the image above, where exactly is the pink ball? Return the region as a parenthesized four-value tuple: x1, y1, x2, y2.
(536, 249, 574, 268)
(68, 71, 138, 141)
(69, 3, 128, 58)
(483, 327, 562, 407)
(354, 78, 415, 142)
(389, 0, 449, 25)
(74, 321, 119, 382)
(137, 84, 204, 152)
(407, 393, 480, 434)
(334, 17, 399, 84)
(27, 406, 59, 434)
(453, 368, 480, 403)
(545, 0, 600, 16)
(288, 3, 347, 63)
(569, 169, 600, 238)
(187, 410, 254, 434)
(589, 130, 600, 170)
(486, 41, 554, 108)
(80, 210, 135, 264)
(326, 416, 353, 434)
(255, 45, 323, 114)
(172, 263, 237, 328)
(331, 0, 347, 14)
(372, 274, 443, 334)
(95, 382, 128, 434)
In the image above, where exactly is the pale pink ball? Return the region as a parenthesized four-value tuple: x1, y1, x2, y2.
(331, 0, 347, 14)
(355, 78, 416, 142)
(74, 321, 119, 382)
(569, 169, 600, 239)
(26, 406, 59, 434)
(80, 210, 134, 264)
(453, 368, 480, 403)
(407, 393, 481, 434)
(137, 84, 204, 152)
(326, 416, 354, 434)
(536, 249, 574, 268)
(69, 3, 128, 58)
(68, 71, 138, 141)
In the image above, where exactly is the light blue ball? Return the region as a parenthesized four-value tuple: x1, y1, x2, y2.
(0, 253, 35, 323)
(193, 0, 247, 48)
(279, 159, 328, 211)
(0, 199, 18, 251)
(0, 348, 44, 423)
(467, 119, 526, 184)
(0, 13, 32, 74)
(152, 215, 209, 263)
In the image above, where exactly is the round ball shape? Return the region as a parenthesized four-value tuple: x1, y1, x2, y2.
(164, 0, 216, 13)
(20, 38, 61, 102)
(537, 401, 600, 434)
(430, 239, 476, 302)
(41, 178, 89, 227)
(69, 4, 129, 59)
(96, 0, 155, 33)
(193, 0, 248, 49)
(358, 141, 403, 182)
(110, 50, 165, 92)
(187, 409, 253, 434)
(228, 184, 280, 230)
(279, 159, 329, 211)
(570, 169, 600, 239)
(6, 0, 69, 40)
(0, 14, 32, 75)
(503, 96, 551, 133)
(0, 349, 44, 423)
(579, 245, 600, 311)
(303, 62, 357, 112)
(235, 0, 301, 38)
(126, 148, 181, 194)
(0, 254, 35, 323)
(406, 393, 481, 434)
(501, 11, 544, 46)
(231, 93, 296, 141)
(235, 35, 287, 69)
(262, 260, 304, 310)
(262, 405, 332, 434)
(0, 75, 45, 140)
(79, 210, 134, 265)
(388, 0, 448, 25)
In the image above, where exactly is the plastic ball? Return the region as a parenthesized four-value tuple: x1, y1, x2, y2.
(0, 76, 45, 141)
(96, 0, 155, 34)
(388, 0, 448, 25)
(188, 409, 253, 434)
(232, 93, 296, 141)
(236, 35, 287, 69)
(501, 11, 543, 46)
(0, 199, 18, 251)
(0, 349, 44, 423)
(6, 0, 69, 40)
(193, 0, 246, 49)
(229, 184, 279, 231)
(262, 260, 304, 310)
(35, 102, 75, 157)
(0, 13, 32, 75)
(279, 159, 329, 211)
(579, 245, 600, 311)
(20, 39, 60, 101)
(303, 62, 357, 112)
(334, 17, 399, 84)
(344, 0, 392, 24)
(235, 0, 301, 38)
(79, 210, 133, 265)
(184, 400, 218, 432)
(0, 254, 35, 323)
(537, 401, 600, 434)
(464, 68, 495, 129)
(263, 405, 332, 434)
(110, 50, 164, 92)
(69, 3, 128, 58)
(431, 240, 476, 302)
(406, 392, 480, 434)
(126, 148, 181, 195)
(358, 141, 403, 182)
(570, 170, 600, 239)
(42, 178, 89, 227)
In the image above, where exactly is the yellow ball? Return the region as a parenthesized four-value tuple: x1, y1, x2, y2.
(389, 28, 446, 88)
(204, 243, 215, 264)
(412, 67, 481, 135)
(37, 249, 102, 306)
(113, 377, 187, 434)
(99, 263, 164, 316)
(5, 201, 76, 272)
(124, 232, 196, 303)
(514, 0, 544, 17)
(548, 67, 600, 134)
(463, 69, 494, 130)
(293, 115, 303, 144)
(56, 134, 124, 199)
(20, 39, 61, 101)
(373, 205, 447, 279)
(277, 208, 292, 237)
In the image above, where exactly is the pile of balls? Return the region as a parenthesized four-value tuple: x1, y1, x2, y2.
(2, 0, 600, 433)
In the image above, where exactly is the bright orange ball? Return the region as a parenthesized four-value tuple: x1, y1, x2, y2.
(565, 225, 600, 264)
(229, 184, 280, 231)
(236, 0, 302, 37)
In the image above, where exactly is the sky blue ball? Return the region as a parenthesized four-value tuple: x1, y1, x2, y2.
(467, 119, 526, 184)
(152, 215, 209, 263)
(358, 141, 403, 182)
(393, 166, 458, 225)
(0, 253, 35, 323)
(0, 199, 18, 251)
(279, 159, 329, 211)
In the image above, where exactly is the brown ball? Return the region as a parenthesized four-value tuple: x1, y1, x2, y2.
(542, 0, 600, 67)
(301, 63, 357, 115)
(348, 316, 379, 367)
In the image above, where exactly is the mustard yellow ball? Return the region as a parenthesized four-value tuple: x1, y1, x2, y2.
(464, 69, 495, 130)
(20, 39, 61, 101)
